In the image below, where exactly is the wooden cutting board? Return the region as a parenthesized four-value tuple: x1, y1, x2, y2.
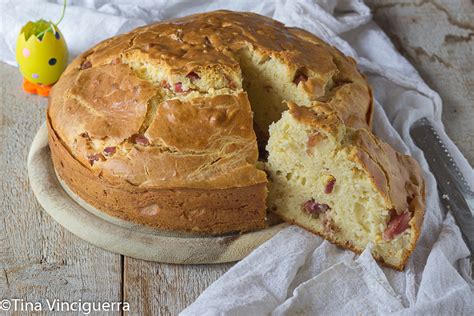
(27, 124, 287, 264)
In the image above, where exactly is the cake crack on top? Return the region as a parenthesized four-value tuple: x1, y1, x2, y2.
(52, 10, 374, 175)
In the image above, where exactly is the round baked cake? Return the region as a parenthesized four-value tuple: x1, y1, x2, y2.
(47, 10, 374, 235)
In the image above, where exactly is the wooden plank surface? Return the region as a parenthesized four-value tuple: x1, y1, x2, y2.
(367, 0, 474, 165)
(0, 64, 123, 314)
(0, 1, 473, 315)
(123, 259, 233, 315)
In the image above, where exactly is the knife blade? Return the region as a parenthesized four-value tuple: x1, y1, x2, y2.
(410, 118, 474, 256)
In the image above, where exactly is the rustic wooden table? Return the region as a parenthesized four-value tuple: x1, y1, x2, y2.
(1, 1, 473, 315)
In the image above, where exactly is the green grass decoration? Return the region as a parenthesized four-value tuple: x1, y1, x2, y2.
(23, 0, 67, 41)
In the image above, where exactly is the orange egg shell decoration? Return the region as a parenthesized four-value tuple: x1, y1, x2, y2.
(16, 26, 68, 86)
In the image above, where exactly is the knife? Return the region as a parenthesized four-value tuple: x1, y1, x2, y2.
(410, 118, 474, 260)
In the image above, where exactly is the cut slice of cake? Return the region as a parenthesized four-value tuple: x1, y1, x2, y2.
(266, 102, 425, 270)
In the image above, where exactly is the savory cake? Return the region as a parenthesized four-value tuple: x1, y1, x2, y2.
(266, 102, 425, 270)
(47, 10, 373, 235)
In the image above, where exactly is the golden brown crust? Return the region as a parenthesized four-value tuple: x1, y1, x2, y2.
(350, 129, 426, 220)
(48, 116, 267, 234)
(287, 101, 344, 138)
(94, 92, 266, 190)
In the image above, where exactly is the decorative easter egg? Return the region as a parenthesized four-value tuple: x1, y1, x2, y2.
(16, 20, 68, 86)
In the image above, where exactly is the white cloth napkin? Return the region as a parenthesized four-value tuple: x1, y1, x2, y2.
(2, 1, 473, 315)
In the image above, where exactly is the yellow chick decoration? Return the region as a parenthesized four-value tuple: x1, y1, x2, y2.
(15, 2, 68, 97)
